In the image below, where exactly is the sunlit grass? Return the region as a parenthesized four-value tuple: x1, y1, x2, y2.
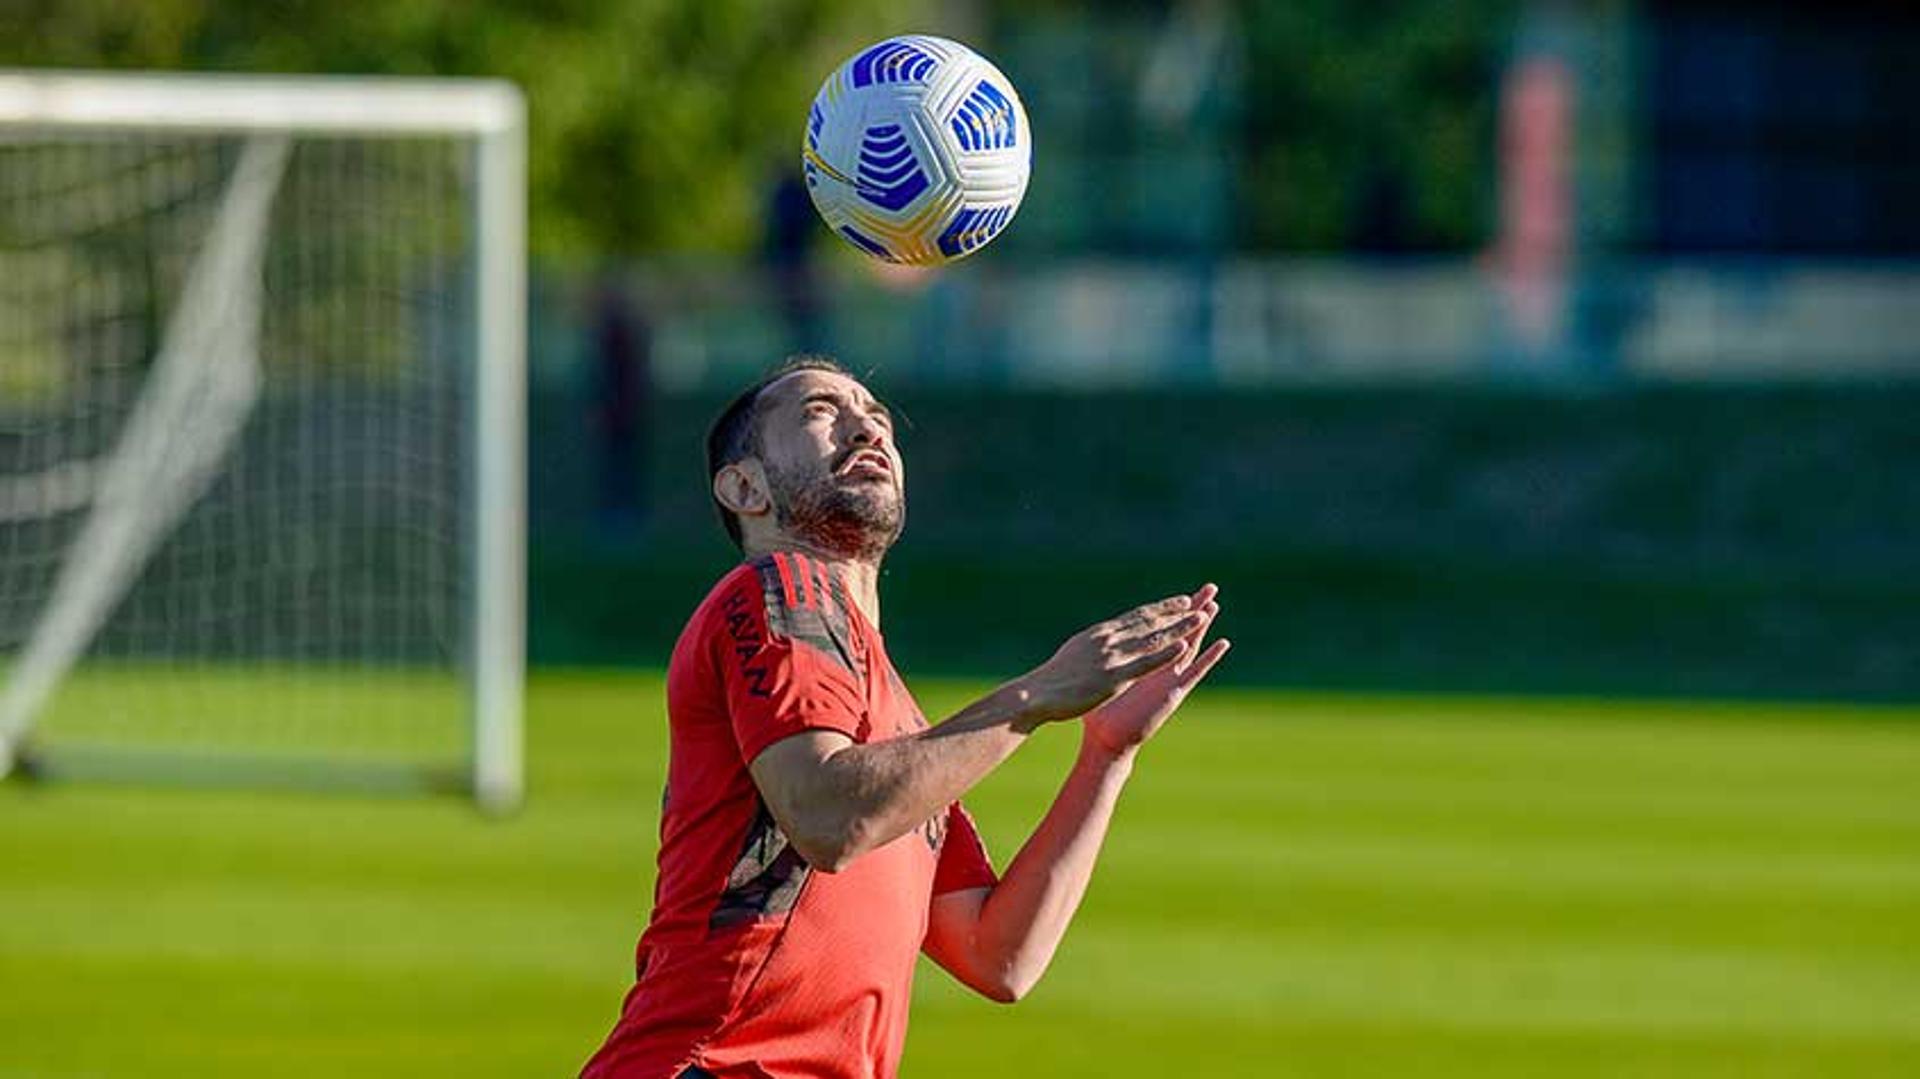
(2, 672, 1917, 1077)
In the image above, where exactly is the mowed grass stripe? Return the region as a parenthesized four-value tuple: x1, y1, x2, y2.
(911, 681, 1920, 1073)
(2, 670, 1917, 1078)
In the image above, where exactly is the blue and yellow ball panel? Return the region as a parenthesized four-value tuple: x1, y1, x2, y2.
(949, 80, 1018, 152)
(837, 224, 898, 262)
(855, 123, 930, 212)
(850, 40, 939, 88)
(936, 204, 1016, 259)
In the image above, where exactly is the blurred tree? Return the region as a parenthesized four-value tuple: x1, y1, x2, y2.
(6, 1, 1519, 255)
(1237, 0, 1515, 250)
(984, 0, 1511, 253)
(0, 0, 933, 257)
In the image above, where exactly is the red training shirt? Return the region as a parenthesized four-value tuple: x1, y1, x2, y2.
(582, 552, 999, 1079)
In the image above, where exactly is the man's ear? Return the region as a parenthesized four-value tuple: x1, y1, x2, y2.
(713, 459, 772, 520)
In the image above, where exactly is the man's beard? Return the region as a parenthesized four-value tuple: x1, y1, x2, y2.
(767, 456, 904, 563)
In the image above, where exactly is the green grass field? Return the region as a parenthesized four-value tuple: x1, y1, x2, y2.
(4, 673, 1918, 1077)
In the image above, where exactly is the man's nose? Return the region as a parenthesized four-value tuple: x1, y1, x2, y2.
(847, 413, 887, 447)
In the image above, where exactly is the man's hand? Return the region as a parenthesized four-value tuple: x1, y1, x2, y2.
(1010, 586, 1220, 725)
(1081, 586, 1229, 759)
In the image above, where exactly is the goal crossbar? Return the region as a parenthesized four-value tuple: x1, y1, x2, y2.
(0, 70, 523, 136)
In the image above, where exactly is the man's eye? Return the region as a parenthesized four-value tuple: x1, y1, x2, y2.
(806, 403, 835, 419)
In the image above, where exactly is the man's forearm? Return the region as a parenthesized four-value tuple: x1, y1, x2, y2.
(756, 590, 1206, 872)
(789, 682, 1043, 868)
(965, 739, 1132, 998)
(926, 602, 1225, 1002)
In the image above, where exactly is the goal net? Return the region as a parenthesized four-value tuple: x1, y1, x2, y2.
(0, 72, 525, 810)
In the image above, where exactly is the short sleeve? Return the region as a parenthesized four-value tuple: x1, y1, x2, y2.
(932, 803, 998, 895)
(717, 555, 869, 764)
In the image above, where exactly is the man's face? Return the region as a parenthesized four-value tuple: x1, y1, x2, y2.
(753, 369, 905, 561)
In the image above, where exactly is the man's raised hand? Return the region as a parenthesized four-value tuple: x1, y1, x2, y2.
(1011, 585, 1221, 726)
(1081, 586, 1229, 758)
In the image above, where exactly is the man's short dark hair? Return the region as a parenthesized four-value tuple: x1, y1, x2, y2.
(705, 354, 851, 550)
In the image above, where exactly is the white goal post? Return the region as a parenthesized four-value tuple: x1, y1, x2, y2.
(0, 71, 526, 811)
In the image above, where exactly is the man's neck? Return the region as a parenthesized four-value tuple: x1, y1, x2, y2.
(747, 537, 883, 628)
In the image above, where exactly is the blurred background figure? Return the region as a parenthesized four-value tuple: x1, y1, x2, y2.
(587, 268, 653, 540)
(764, 166, 827, 355)
(1488, 3, 1576, 375)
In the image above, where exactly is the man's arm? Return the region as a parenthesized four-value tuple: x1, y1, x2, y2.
(749, 592, 1211, 872)
(921, 607, 1230, 1002)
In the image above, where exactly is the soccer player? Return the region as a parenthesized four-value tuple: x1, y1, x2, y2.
(581, 357, 1230, 1079)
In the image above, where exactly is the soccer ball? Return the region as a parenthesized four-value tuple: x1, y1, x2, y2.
(803, 35, 1030, 266)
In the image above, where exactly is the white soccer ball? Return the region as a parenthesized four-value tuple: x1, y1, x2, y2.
(803, 35, 1031, 266)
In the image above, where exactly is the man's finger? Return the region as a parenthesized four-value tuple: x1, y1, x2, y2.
(1177, 637, 1231, 688)
(1171, 605, 1219, 673)
(1116, 610, 1204, 649)
(1115, 609, 1209, 656)
(1147, 591, 1196, 615)
(1113, 592, 1194, 630)
(1114, 636, 1189, 680)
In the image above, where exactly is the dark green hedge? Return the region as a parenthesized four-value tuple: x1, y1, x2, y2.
(531, 385, 1920, 701)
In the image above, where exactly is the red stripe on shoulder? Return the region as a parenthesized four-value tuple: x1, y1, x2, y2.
(771, 552, 799, 609)
(795, 553, 817, 609)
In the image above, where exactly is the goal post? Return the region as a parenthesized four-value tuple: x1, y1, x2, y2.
(0, 71, 526, 811)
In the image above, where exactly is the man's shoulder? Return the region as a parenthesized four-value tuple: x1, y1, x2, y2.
(691, 552, 862, 677)
(690, 555, 782, 634)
